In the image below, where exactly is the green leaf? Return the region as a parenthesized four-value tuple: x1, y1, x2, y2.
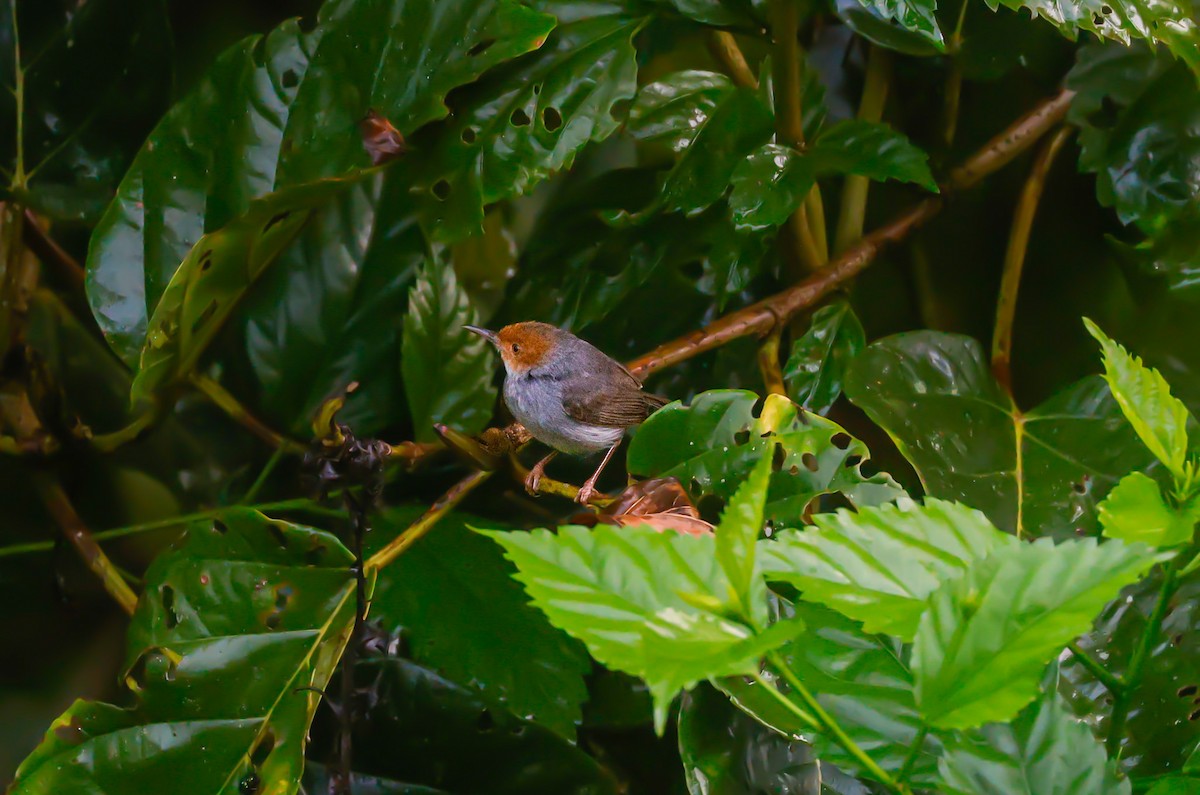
(716, 451, 774, 621)
(678, 683, 821, 795)
(627, 391, 905, 528)
(783, 300, 866, 414)
(1099, 471, 1198, 547)
(845, 331, 1159, 538)
(303, 763, 451, 795)
(334, 657, 616, 795)
(484, 524, 804, 732)
(11, 510, 357, 794)
(717, 601, 943, 786)
(409, 11, 643, 242)
(761, 498, 1015, 640)
(86, 0, 554, 365)
(628, 71, 736, 152)
(1, 0, 172, 223)
(833, 0, 945, 55)
(1146, 778, 1200, 795)
(658, 0, 760, 27)
(402, 256, 498, 442)
(1085, 318, 1191, 478)
(367, 508, 591, 739)
(729, 145, 818, 230)
(983, 0, 1200, 77)
(660, 88, 776, 216)
(913, 536, 1157, 729)
(939, 688, 1130, 795)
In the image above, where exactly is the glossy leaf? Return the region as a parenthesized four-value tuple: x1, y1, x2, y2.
(1099, 472, 1198, 547)
(401, 256, 497, 442)
(628, 71, 735, 152)
(984, 0, 1200, 77)
(716, 452, 774, 620)
(718, 601, 943, 786)
(484, 524, 804, 732)
(783, 300, 866, 414)
(1146, 778, 1200, 795)
(729, 145, 817, 230)
(1085, 318, 1191, 478)
(367, 508, 591, 739)
(913, 536, 1157, 729)
(325, 657, 616, 795)
(761, 499, 1015, 640)
(845, 331, 1158, 538)
(628, 391, 905, 528)
(939, 688, 1129, 795)
(11, 511, 357, 794)
(85, 0, 554, 365)
(678, 684, 821, 795)
(833, 0, 944, 55)
(812, 121, 938, 191)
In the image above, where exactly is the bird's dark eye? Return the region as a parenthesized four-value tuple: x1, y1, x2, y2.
(511, 343, 520, 353)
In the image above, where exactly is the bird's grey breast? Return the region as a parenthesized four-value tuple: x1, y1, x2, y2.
(504, 370, 622, 455)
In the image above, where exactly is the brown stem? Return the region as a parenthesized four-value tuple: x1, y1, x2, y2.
(190, 373, 306, 454)
(22, 209, 84, 291)
(991, 127, 1072, 391)
(365, 469, 491, 572)
(508, 452, 616, 506)
(707, 31, 758, 89)
(758, 325, 787, 396)
(36, 475, 138, 614)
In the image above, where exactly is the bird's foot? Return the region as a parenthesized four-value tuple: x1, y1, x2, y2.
(524, 468, 543, 497)
(576, 480, 598, 505)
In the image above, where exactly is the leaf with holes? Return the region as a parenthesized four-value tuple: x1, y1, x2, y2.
(716, 600, 944, 787)
(402, 256, 498, 442)
(627, 391, 905, 528)
(367, 508, 591, 739)
(845, 332, 1158, 539)
(86, 0, 554, 365)
(11, 510, 358, 794)
(913, 536, 1157, 729)
(409, 10, 643, 242)
(484, 524, 805, 732)
(784, 299, 866, 415)
(627, 70, 735, 153)
(761, 499, 1016, 640)
(940, 688, 1129, 795)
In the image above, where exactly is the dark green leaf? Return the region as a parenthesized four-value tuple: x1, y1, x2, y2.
(845, 332, 1158, 538)
(402, 256, 498, 442)
(302, 762, 450, 795)
(628, 391, 905, 528)
(730, 145, 817, 230)
(367, 508, 591, 739)
(783, 300, 866, 414)
(1098, 472, 1198, 547)
(11, 510, 356, 793)
(678, 683, 821, 795)
(833, 0, 945, 56)
(484, 524, 804, 731)
(939, 688, 1129, 795)
(761, 499, 1015, 640)
(659, 0, 759, 27)
(1146, 778, 1200, 795)
(913, 536, 1157, 729)
(628, 71, 736, 152)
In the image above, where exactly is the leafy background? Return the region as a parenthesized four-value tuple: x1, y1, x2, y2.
(2, 0, 1200, 791)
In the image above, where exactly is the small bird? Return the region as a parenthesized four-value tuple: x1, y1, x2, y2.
(465, 321, 668, 504)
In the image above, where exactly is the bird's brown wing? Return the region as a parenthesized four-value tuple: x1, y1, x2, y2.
(562, 380, 668, 428)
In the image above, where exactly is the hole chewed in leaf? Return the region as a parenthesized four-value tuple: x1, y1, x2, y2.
(213, 519, 228, 534)
(267, 521, 288, 548)
(191, 300, 219, 335)
(1178, 684, 1198, 698)
(250, 730, 276, 766)
(542, 107, 563, 132)
(843, 454, 862, 469)
(801, 452, 819, 472)
(461, 127, 477, 144)
(771, 444, 786, 472)
(476, 708, 495, 731)
(733, 429, 751, 446)
(281, 69, 299, 89)
(161, 585, 179, 629)
(432, 180, 452, 201)
(467, 38, 496, 56)
(830, 432, 851, 450)
(53, 717, 87, 746)
(263, 211, 291, 233)
(510, 108, 531, 127)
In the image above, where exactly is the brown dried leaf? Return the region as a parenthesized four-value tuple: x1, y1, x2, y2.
(571, 477, 714, 536)
(359, 109, 408, 165)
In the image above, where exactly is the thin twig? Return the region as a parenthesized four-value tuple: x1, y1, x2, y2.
(365, 470, 491, 572)
(22, 209, 84, 290)
(190, 373, 306, 454)
(940, 0, 971, 149)
(706, 31, 758, 89)
(84, 400, 163, 452)
(508, 452, 616, 506)
(35, 475, 138, 615)
(990, 126, 1072, 391)
(758, 325, 787, 396)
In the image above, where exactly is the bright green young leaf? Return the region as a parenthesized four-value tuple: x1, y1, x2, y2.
(1085, 318, 1191, 478)
(833, 0, 945, 55)
(718, 601, 944, 786)
(783, 300, 866, 414)
(762, 499, 1015, 640)
(11, 510, 357, 794)
(939, 688, 1130, 795)
(983, 0, 1200, 78)
(846, 331, 1159, 539)
(484, 524, 803, 733)
(628, 391, 905, 528)
(627, 71, 735, 152)
(1146, 778, 1200, 795)
(402, 256, 498, 442)
(1099, 471, 1198, 547)
(913, 537, 1158, 729)
(716, 451, 774, 621)
(367, 508, 591, 739)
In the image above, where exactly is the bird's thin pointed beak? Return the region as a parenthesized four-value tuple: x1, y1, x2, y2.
(464, 325, 499, 345)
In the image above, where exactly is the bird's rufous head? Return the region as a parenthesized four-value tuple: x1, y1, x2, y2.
(465, 321, 558, 374)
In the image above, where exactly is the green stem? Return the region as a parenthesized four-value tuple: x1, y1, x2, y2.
(897, 725, 929, 784)
(190, 373, 306, 453)
(834, 45, 891, 255)
(1106, 564, 1179, 754)
(747, 668, 820, 731)
(765, 650, 907, 793)
(366, 469, 491, 572)
(1068, 641, 1124, 694)
(941, 0, 970, 149)
(86, 400, 163, 452)
(241, 445, 289, 504)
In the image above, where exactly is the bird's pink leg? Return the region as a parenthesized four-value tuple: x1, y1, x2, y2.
(525, 451, 558, 496)
(577, 443, 620, 505)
